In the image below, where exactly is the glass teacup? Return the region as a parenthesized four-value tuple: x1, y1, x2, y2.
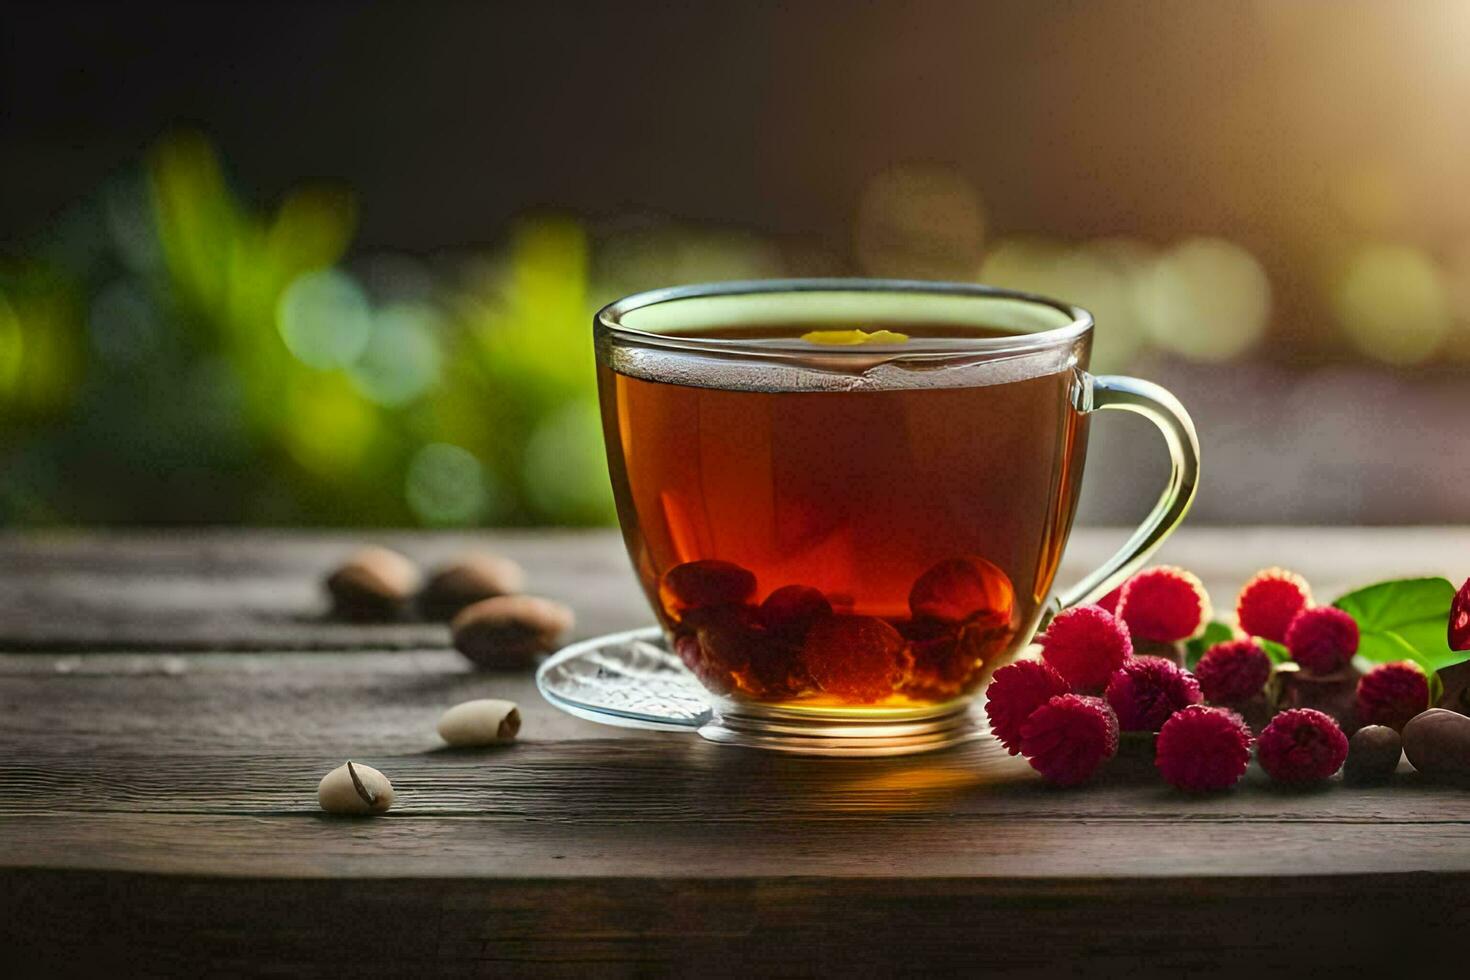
(551, 279, 1198, 754)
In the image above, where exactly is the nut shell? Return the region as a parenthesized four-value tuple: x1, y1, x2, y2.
(318, 761, 394, 815)
(325, 547, 421, 620)
(1344, 724, 1402, 782)
(421, 554, 526, 619)
(1402, 708, 1470, 779)
(437, 698, 522, 746)
(452, 594, 574, 668)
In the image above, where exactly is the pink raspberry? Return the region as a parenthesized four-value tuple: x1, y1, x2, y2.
(1104, 656, 1202, 732)
(1284, 606, 1359, 674)
(1450, 577, 1470, 652)
(1356, 661, 1430, 731)
(1235, 568, 1312, 643)
(984, 659, 1071, 755)
(1155, 705, 1254, 792)
(1115, 566, 1212, 643)
(1039, 605, 1133, 691)
(1194, 639, 1272, 704)
(1256, 708, 1348, 783)
(1018, 694, 1119, 787)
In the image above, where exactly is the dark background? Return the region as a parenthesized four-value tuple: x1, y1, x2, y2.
(4, 1, 1470, 527)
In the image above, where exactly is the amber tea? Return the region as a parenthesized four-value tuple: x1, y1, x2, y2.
(599, 321, 1090, 709)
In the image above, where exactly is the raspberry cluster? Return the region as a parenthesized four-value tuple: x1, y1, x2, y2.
(988, 584, 1213, 787)
(985, 563, 1450, 792)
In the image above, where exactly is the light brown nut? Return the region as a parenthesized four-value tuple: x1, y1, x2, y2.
(451, 595, 574, 668)
(437, 698, 521, 746)
(1402, 708, 1470, 779)
(325, 546, 421, 620)
(318, 761, 394, 815)
(1344, 724, 1402, 782)
(420, 553, 526, 619)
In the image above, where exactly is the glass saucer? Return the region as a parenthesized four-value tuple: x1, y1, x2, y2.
(536, 627, 985, 756)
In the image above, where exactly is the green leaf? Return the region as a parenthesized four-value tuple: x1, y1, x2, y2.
(1333, 577, 1468, 673)
(1258, 638, 1291, 665)
(1184, 621, 1235, 669)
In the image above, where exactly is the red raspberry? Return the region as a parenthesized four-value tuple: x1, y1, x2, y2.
(984, 659, 1071, 755)
(1155, 705, 1254, 792)
(1115, 566, 1212, 643)
(661, 560, 757, 615)
(1235, 568, 1311, 643)
(801, 615, 909, 703)
(1104, 656, 1202, 732)
(1097, 584, 1124, 615)
(1356, 661, 1430, 731)
(757, 585, 832, 643)
(1284, 606, 1359, 674)
(908, 556, 1015, 627)
(1018, 694, 1119, 787)
(1038, 605, 1133, 691)
(1450, 577, 1470, 652)
(1256, 708, 1348, 783)
(1194, 639, 1272, 704)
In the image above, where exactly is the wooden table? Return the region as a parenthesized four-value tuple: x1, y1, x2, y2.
(3, 528, 1468, 976)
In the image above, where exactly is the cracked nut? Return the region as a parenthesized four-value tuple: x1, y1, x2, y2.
(437, 698, 522, 746)
(325, 547, 422, 620)
(318, 760, 394, 815)
(421, 553, 526, 619)
(451, 594, 574, 668)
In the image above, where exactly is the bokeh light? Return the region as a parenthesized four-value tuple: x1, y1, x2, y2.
(406, 442, 497, 526)
(276, 269, 373, 370)
(521, 400, 616, 524)
(1331, 243, 1450, 365)
(1135, 237, 1271, 362)
(348, 303, 443, 407)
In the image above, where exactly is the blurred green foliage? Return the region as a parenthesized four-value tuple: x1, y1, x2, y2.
(0, 134, 778, 526)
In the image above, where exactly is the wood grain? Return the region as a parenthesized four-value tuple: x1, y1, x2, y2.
(3, 526, 1468, 651)
(3, 530, 1470, 975)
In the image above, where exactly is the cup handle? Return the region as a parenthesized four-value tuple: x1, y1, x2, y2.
(1052, 372, 1201, 613)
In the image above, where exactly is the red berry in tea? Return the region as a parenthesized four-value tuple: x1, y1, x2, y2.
(1039, 605, 1133, 691)
(660, 560, 757, 616)
(1450, 577, 1470, 652)
(984, 659, 1071, 755)
(904, 619, 1013, 701)
(1285, 606, 1359, 675)
(675, 633, 738, 696)
(757, 585, 833, 643)
(1256, 708, 1348, 784)
(1235, 568, 1312, 643)
(908, 556, 1015, 628)
(1115, 565, 1211, 643)
(1356, 661, 1430, 731)
(1104, 656, 1201, 732)
(801, 615, 909, 703)
(1194, 639, 1272, 704)
(1155, 705, 1254, 792)
(1018, 694, 1119, 787)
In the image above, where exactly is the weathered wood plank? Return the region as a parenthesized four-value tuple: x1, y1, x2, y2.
(5, 867, 1464, 977)
(0, 530, 648, 650)
(2, 527, 1468, 650)
(3, 808, 1469, 879)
